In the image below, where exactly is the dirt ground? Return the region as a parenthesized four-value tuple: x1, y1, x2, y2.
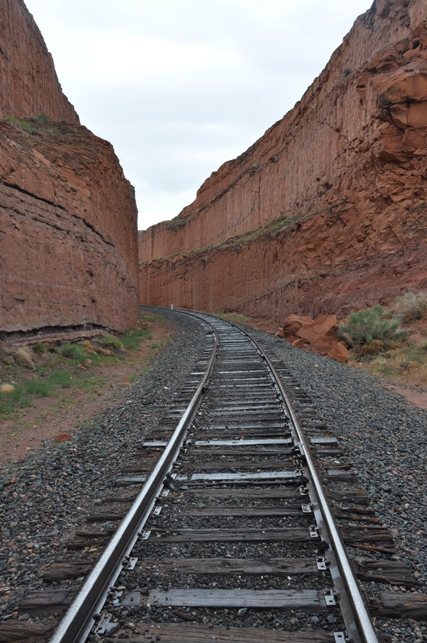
(0, 318, 172, 467)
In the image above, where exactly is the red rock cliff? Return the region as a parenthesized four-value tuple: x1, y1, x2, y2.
(139, 0, 427, 319)
(0, 0, 79, 124)
(1, 0, 139, 334)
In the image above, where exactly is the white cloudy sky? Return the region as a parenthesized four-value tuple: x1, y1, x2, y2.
(24, 0, 372, 231)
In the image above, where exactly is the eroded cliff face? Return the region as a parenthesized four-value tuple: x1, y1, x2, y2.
(139, 0, 427, 320)
(1, 0, 139, 334)
(0, 0, 79, 124)
(0, 121, 139, 332)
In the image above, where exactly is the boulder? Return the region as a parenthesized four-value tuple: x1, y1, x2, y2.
(280, 314, 349, 364)
(327, 342, 350, 364)
(0, 383, 15, 394)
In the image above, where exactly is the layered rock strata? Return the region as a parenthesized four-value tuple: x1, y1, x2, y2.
(0, 121, 139, 333)
(1, 0, 139, 334)
(139, 0, 427, 320)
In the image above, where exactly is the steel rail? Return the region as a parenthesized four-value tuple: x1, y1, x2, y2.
(238, 324, 379, 643)
(176, 309, 379, 641)
(49, 319, 219, 643)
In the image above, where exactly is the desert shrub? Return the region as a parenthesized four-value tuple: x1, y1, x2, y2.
(25, 379, 52, 397)
(98, 335, 123, 350)
(394, 290, 427, 322)
(33, 113, 50, 124)
(48, 369, 72, 388)
(7, 115, 35, 133)
(33, 342, 49, 354)
(338, 305, 408, 348)
(12, 346, 35, 369)
(359, 339, 384, 356)
(60, 343, 87, 364)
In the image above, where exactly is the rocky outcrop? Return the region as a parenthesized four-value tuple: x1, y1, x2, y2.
(0, 0, 79, 124)
(1, 0, 139, 334)
(276, 314, 349, 363)
(139, 0, 427, 320)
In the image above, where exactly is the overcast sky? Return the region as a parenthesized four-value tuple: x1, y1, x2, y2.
(24, 0, 372, 231)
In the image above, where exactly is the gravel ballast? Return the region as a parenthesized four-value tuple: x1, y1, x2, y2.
(0, 310, 206, 624)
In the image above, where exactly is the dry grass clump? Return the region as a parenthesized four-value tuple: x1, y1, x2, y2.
(343, 290, 427, 387)
(394, 290, 427, 322)
(365, 341, 427, 386)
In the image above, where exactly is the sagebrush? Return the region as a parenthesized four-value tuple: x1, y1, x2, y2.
(338, 305, 407, 348)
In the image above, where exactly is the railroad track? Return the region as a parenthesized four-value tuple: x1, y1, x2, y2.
(10, 311, 427, 643)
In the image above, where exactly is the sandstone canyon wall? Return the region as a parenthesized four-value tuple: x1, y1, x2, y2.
(139, 0, 427, 320)
(0, 0, 139, 334)
(0, 0, 79, 124)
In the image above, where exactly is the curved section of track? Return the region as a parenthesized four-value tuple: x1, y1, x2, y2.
(50, 311, 378, 643)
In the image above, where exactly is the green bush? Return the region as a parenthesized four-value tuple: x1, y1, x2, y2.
(33, 113, 50, 124)
(122, 329, 151, 351)
(338, 305, 408, 348)
(48, 369, 72, 388)
(7, 115, 35, 133)
(7, 113, 50, 134)
(394, 290, 427, 322)
(25, 379, 52, 397)
(60, 343, 87, 364)
(98, 335, 123, 350)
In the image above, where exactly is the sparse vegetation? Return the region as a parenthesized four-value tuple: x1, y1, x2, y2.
(343, 67, 353, 77)
(0, 386, 30, 416)
(6, 113, 50, 134)
(365, 340, 427, 386)
(338, 305, 407, 350)
(394, 290, 427, 322)
(0, 311, 168, 424)
(48, 369, 72, 388)
(122, 329, 149, 351)
(141, 202, 348, 267)
(60, 343, 88, 364)
(25, 379, 52, 397)
(165, 216, 187, 231)
(98, 335, 123, 350)
(344, 292, 427, 388)
(33, 342, 49, 355)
